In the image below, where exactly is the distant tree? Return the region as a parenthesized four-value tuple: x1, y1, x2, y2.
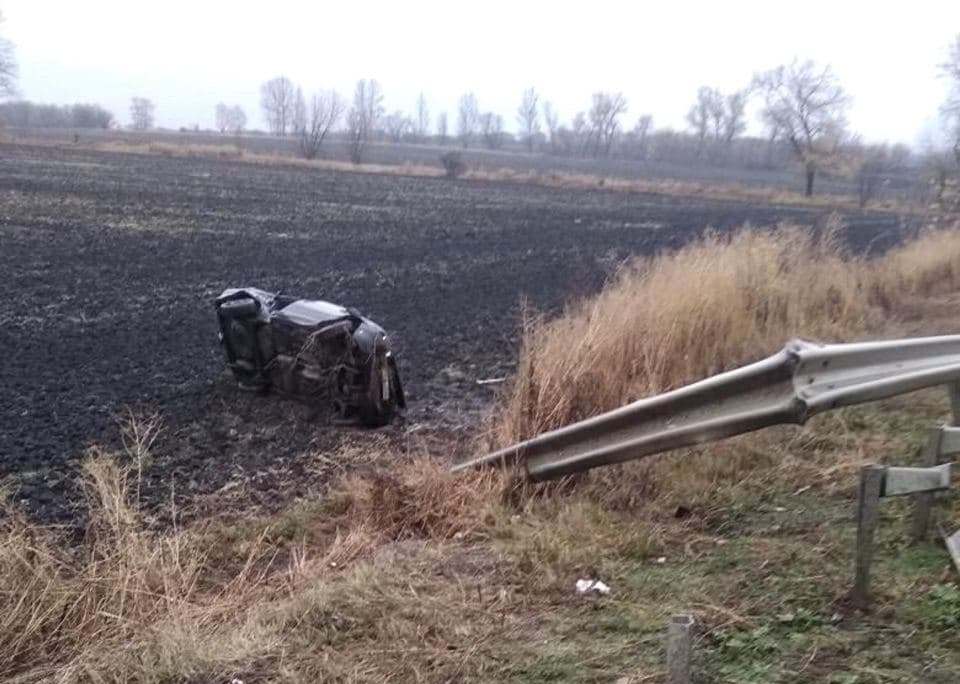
(436, 111, 448, 144)
(216, 103, 246, 135)
(71, 103, 113, 129)
(292, 87, 307, 137)
(627, 114, 653, 160)
(383, 110, 412, 143)
(215, 102, 230, 133)
(941, 34, 960, 164)
(586, 92, 627, 157)
(0, 12, 16, 98)
(543, 101, 559, 152)
(686, 88, 713, 157)
(480, 112, 505, 149)
(260, 76, 296, 137)
(228, 105, 246, 135)
(570, 111, 589, 156)
(853, 143, 891, 208)
(346, 79, 384, 163)
(298, 90, 344, 159)
(754, 60, 850, 196)
(457, 92, 479, 148)
(415, 92, 430, 141)
(686, 86, 749, 161)
(129, 97, 155, 130)
(0, 101, 113, 128)
(517, 87, 540, 152)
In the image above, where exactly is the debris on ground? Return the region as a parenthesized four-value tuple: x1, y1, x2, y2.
(575, 578, 611, 595)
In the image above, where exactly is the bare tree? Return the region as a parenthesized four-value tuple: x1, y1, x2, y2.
(543, 101, 559, 152)
(480, 112, 505, 149)
(415, 92, 430, 141)
(292, 87, 306, 137)
(571, 111, 589, 156)
(346, 79, 384, 164)
(941, 34, 960, 164)
(457, 93, 479, 148)
(298, 90, 344, 159)
(586, 92, 627, 157)
(436, 111, 448, 144)
(260, 76, 296, 137)
(628, 114, 654, 160)
(216, 102, 246, 135)
(129, 97, 155, 131)
(754, 60, 850, 196)
(215, 102, 230, 133)
(384, 110, 412, 143)
(853, 143, 896, 208)
(0, 12, 17, 98)
(687, 86, 749, 161)
(686, 87, 718, 158)
(228, 105, 247, 135)
(517, 87, 540, 152)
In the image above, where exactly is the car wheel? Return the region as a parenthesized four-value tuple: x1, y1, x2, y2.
(359, 350, 396, 427)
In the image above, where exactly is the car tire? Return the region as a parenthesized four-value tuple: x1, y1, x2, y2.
(359, 351, 397, 427)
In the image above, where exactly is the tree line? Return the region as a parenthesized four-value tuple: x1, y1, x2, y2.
(253, 61, 888, 197)
(0, 101, 113, 129)
(1, 8, 958, 201)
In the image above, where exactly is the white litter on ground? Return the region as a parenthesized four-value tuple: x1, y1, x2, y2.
(575, 578, 611, 595)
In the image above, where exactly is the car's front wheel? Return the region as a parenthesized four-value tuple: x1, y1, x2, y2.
(359, 350, 399, 427)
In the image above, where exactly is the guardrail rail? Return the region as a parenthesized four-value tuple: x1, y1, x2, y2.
(453, 335, 960, 480)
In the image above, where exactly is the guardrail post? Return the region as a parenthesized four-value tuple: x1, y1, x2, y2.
(912, 382, 960, 542)
(852, 465, 885, 609)
(666, 613, 694, 684)
(949, 382, 960, 424)
(911, 429, 944, 542)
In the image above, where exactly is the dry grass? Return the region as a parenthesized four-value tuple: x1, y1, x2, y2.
(0, 417, 508, 682)
(4, 224, 960, 681)
(463, 166, 917, 212)
(489, 221, 960, 448)
(94, 139, 446, 179)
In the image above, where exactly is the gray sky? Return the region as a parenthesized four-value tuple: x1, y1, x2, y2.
(4, 0, 960, 146)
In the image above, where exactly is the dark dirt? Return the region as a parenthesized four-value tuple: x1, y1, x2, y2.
(0, 143, 912, 523)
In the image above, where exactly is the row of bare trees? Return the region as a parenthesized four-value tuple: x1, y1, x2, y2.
(251, 71, 852, 194)
(259, 76, 379, 161)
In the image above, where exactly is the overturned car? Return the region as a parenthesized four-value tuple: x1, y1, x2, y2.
(215, 287, 404, 426)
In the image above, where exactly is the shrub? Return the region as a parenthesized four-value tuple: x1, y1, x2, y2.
(440, 150, 466, 178)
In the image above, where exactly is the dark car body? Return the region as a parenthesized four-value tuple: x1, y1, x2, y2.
(215, 287, 404, 425)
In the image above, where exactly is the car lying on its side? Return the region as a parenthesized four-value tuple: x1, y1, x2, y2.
(215, 287, 404, 426)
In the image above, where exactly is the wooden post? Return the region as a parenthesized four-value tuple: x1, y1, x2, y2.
(911, 429, 943, 542)
(666, 613, 694, 684)
(852, 465, 885, 609)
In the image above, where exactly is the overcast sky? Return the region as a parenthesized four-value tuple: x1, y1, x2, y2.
(4, 0, 959, 146)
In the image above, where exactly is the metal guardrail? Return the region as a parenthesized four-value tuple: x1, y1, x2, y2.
(453, 335, 960, 480)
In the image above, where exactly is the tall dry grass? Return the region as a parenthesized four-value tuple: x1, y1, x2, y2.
(0, 439, 250, 681)
(0, 419, 502, 681)
(490, 222, 960, 447)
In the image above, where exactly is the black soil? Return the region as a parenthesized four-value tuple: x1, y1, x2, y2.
(0, 143, 911, 522)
